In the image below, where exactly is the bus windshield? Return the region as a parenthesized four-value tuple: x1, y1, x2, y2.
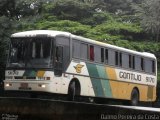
(7, 38, 53, 68)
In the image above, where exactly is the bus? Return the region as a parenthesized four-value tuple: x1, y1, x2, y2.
(4, 30, 157, 105)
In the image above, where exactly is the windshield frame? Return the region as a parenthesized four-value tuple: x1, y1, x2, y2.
(6, 37, 54, 69)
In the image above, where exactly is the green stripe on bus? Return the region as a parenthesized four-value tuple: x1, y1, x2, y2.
(86, 63, 104, 97)
(96, 65, 112, 98)
(23, 70, 36, 77)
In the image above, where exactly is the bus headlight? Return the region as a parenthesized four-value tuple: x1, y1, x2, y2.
(5, 83, 12, 87)
(41, 84, 46, 88)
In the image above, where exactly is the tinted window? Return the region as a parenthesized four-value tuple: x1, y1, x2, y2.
(119, 53, 122, 67)
(94, 46, 101, 63)
(101, 48, 104, 63)
(115, 51, 118, 66)
(90, 45, 94, 61)
(72, 40, 80, 58)
(141, 58, 144, 71)
(81, 43, 88, 60)
(135, 56, 141, 71)
(129, 55, 132, 68)
(152, 60, 155, 73)
(133, 56, 135, 69)
(144, 59, 151, 73)
(105, 49, 108, 64)
(122, 53, 129, 68)
(129, 55, 135, 69)
(108, 50, 115, 66)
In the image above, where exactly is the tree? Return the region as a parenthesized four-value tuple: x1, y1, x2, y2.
(0, 0, 45, 80)
(133, 0, 160, 41)
(0, 0, 45, 20)
(43, 0, 95, 21)
(0, 16, 13, 80)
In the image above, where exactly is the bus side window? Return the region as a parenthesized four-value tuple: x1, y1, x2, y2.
(122, 53, 129, 68)
(54, 46, 63, 76)
(141, 57, 144, 71)
(90, 45, 94, 61)
(115, 51, 119, 66)
(108, 50, 115, 66)
(133, 56, 135, 69)
(72, 40, 80, 58)
(101, 48, 104, 63)
(119, 52, 122, 67)
(135, 56, 141, 71)
(105, 49, 108, 64)
(129, 55, 132, 68)
(81, 43, 88, 60)
(115, 51, 122, 67)
(152, 60, 155, 73)
(129, 55, 135, 69)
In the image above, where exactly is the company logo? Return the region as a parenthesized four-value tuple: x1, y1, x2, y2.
(74, 64, 84, 73)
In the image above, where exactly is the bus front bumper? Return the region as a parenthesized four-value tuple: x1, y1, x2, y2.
(4, 80, 53, 93)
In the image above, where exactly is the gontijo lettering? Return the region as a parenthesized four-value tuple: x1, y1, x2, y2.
(119, 71, 141, 81)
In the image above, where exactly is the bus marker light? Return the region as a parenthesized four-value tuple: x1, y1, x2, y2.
(37, 77, 45, 80)
(38, 84, 46, 88)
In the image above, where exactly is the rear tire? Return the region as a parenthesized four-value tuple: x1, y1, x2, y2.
(131, 89, 139, 106)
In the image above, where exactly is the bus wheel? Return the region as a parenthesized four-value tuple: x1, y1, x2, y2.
(68, 80, 80, 101)
(131, 88, 139, 106)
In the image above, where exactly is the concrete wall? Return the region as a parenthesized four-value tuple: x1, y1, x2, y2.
(0, 98, 160, 120)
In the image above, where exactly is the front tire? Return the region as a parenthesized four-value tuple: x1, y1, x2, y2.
(68, 81, 76, 101)
(68, 80, 80, 101)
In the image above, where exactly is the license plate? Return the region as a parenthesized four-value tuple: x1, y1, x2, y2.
(19, 83, 29, 90)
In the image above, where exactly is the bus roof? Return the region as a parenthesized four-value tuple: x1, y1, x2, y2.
(11, 30, 71, 38)
(72, 35, 156, 59)
(11, 30, 156, 59)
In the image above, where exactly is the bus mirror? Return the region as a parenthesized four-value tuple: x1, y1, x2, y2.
(54, 46, 63, 76)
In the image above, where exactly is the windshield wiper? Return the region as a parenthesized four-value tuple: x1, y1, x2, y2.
(11, 63, 25, 67)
